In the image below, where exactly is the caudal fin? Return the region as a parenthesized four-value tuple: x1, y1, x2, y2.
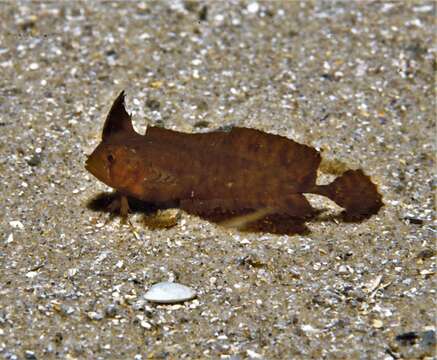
(313, 169, 383, 218)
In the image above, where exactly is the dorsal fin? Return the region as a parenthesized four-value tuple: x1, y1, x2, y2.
(102, 91, 135, 140)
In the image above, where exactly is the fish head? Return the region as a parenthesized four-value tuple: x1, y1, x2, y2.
(86, 141, 143, 192)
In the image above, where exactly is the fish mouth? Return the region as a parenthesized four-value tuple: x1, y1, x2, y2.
(85, 155, 111, 185)
(85, 157, 97, 176)
(85, 158, 91, 172)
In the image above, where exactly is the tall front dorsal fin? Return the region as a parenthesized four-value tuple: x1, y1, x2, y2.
(102, 91, 135, 140)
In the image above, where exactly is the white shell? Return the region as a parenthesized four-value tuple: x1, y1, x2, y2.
(144, 282, 196, 304)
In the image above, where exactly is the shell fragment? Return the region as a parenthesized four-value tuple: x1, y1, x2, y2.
(144, 282, 196, 304)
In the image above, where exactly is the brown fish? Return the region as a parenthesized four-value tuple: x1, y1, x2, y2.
(86, 91, 382, 228)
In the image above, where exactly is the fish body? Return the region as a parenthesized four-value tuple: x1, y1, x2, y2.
(86, 92, 383, 220)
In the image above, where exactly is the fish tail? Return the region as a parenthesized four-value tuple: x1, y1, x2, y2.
(312, 169, 383, 218)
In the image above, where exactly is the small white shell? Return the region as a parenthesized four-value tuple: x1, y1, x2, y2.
(144, 282, 196, 304)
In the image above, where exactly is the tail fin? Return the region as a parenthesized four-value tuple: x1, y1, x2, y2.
(313, 169, 383, 218)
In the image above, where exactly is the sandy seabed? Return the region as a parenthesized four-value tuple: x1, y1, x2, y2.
(0, 1, 435, 359)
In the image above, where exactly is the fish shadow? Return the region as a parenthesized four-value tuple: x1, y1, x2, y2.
(86, 192, 370, 236)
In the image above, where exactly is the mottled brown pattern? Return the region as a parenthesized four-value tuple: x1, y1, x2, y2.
(86, 92, 383, 231)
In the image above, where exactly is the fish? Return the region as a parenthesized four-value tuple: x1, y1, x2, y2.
(85, 91, 383, 231)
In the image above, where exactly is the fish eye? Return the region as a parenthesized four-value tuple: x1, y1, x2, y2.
(107, 154, 114, 163)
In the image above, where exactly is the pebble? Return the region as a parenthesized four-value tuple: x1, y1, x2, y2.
(247, 2, 260, 14)
(29, 63, 39, 70)
(9, 221, 24, 230)
(26, 271, 38, 279)
(144, 282, 196, 304)
(24, 351, 37, 360)
(140, 320, 152, 329)
(5, 233, 13, 244)
(246, 349, 263, 359)
(87, 311, 103, 321)
(372, 319, 383, 328)
(105, 304, 118, 317)
(60, 305, 74, 316)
